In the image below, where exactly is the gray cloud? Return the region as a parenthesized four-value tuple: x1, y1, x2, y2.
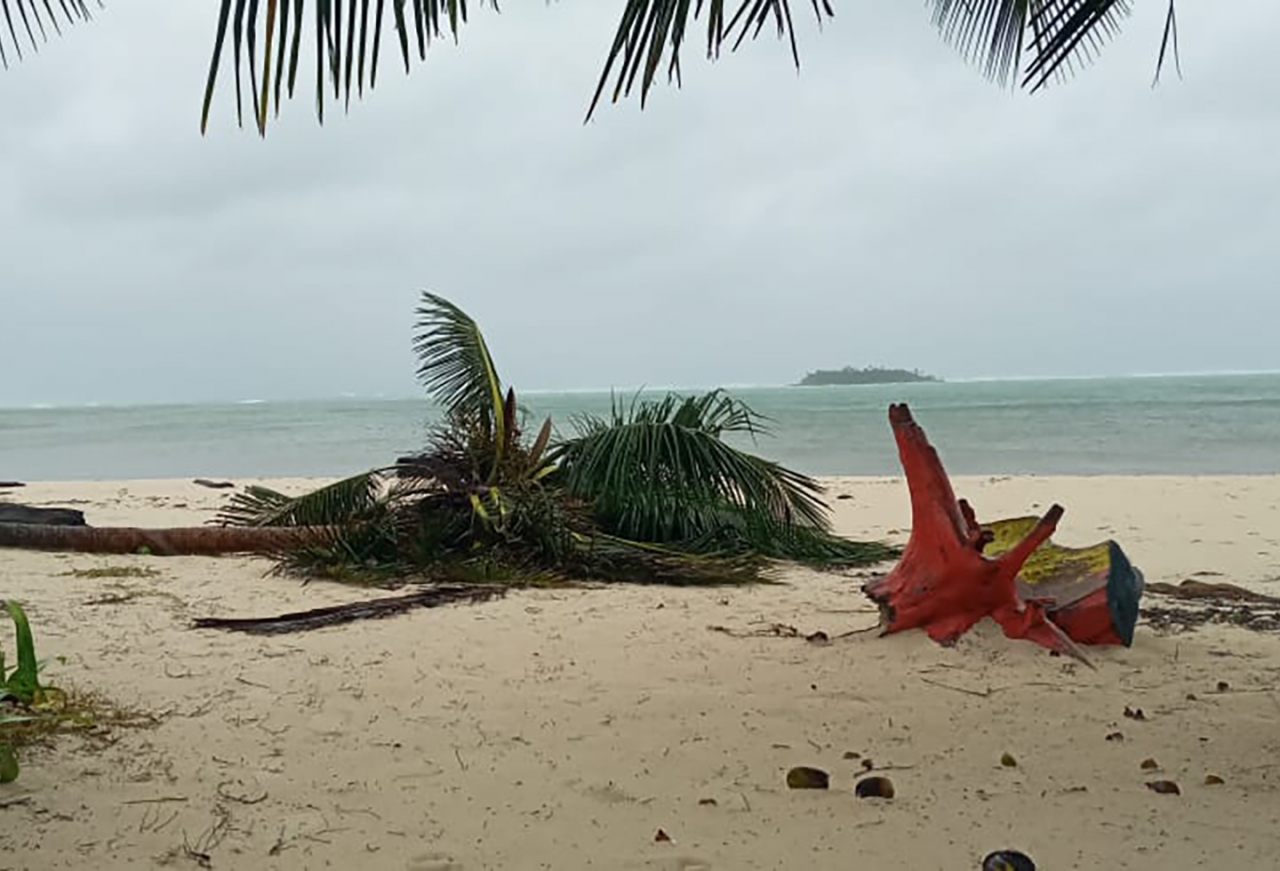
(3, 1, 1278, 406)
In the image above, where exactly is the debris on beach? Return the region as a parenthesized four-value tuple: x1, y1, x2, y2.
(1145, 780, 1181, 795)
(0, 504, 87, 526)
(0, 522, 315, 556)
(853, 775, 895, 799)
(786, 766, 830, 789)
(982, 850, 1036, 871)
(191, 584, 505, 634)
(1141, 581, 1280, 633)
(863, 404, 1145, 660)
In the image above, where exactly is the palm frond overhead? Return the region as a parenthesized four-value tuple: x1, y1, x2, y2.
(195, 0, 1179, 132)
(411, 291, 508, 469)
(3, 0, 1178, 132)
(929, 0, 1175, 93)
(0, 0, 95, 70)
(200, 0, 500, 134)
(586, 0, 834, 118)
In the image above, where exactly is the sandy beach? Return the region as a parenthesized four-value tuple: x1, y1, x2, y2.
(3, 475, 1279, 869)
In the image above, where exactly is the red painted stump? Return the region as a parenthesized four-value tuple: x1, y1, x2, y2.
(863, 404, 1090, 664)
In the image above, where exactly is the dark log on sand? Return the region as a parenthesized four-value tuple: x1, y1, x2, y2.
(0, 523, 318, 556)
(192, 585, 505, 634)
(0, 504, 87, 526)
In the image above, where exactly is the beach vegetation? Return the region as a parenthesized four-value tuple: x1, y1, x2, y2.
(3, 3, 1179, 136)
(214, 292, 895, 585)
(63, 565, 161, 580)
(1, 601, 155, 783)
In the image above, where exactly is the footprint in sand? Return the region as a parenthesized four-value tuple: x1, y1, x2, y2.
(407, 852, 463, 871)
(671, 859, 713, 871)
(641, 858, 712, 871)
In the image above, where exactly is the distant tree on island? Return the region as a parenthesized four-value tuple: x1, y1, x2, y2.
(796, 366, 941, 387)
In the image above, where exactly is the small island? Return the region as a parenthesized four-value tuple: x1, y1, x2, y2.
(795, 366, 941, 386)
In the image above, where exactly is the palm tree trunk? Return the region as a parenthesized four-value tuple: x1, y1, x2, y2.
(0, 524, 316, 556)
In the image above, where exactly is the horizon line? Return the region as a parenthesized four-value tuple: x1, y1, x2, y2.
(4, 369, 1280, 411)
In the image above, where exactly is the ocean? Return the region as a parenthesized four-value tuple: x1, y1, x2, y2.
(2, 374, 1278, 481)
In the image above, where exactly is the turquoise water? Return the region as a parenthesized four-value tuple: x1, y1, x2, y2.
(2, 374, 1278, 481)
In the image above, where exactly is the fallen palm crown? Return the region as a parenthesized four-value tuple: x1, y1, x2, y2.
(211, 292, 896, 584)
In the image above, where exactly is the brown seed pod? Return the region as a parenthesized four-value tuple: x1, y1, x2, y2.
(854, 776, 895, 799)
(786, 766, 830, 789)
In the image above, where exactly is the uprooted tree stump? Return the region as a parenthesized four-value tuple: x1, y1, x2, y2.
(864, 404, 1094, 663)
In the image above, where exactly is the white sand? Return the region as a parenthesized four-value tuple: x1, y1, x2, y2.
(2, 476, 1279, 869)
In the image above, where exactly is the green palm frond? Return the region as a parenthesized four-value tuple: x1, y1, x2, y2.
(4, 1, 1178, 132)
(0, 0, 95, 70)
(586, 0, 834, 119)
(930, 0, 1167, 93)
(552, 389, 831, 543)
(201, 0, 501, 134)
(213, 471, 385, 527)
(679, 505, 898, 564)
(412, 291, 507, 470)
(570, 531, 764, 585)
(195, 0, 1180, 131)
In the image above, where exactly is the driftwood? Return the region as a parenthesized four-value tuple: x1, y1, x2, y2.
(1147, 580, 1280, 605)
(0, 523, 318, 556)
(0, 504, 87, 526)
(193, 479, 236, 490)
(0, 481, 24, 489)
(191, 585, 505, 634)
(864, 404, 1090, 663)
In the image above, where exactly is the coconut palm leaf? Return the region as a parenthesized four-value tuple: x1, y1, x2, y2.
(213, 471, 385, 527)
(552, 390, 831, 545)
(678, 503, 898, 564)
(930, 0, 1177, 92)
(0, 0, 95, 71)
(412, 291, 507, 470)
(4, 1, 1174, 132)
(196, 0, 1178, 130)
(586, 0, 834, 118)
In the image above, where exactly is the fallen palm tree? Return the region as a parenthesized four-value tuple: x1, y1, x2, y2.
(2, 292, 894, 588)
(0, 523, 315, 556)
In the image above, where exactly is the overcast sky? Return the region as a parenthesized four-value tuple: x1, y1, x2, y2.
(2, 1, 1277, 406)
